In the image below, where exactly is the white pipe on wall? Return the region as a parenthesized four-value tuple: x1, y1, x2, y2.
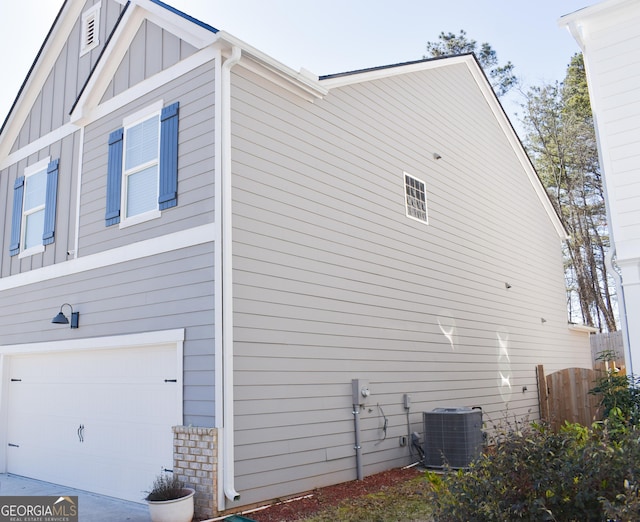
(221, 45, 242, 504)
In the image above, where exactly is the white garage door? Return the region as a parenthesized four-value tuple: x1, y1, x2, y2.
(6, 345, 180, 503)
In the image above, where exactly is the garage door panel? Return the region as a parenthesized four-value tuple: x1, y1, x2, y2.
(6, 345, 179, 503)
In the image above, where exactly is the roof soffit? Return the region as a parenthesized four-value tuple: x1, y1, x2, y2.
(559, 0, 639, 49)
(214, 31, 328, 102)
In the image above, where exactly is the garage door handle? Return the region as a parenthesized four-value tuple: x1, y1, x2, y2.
(78, 424, 84, 443)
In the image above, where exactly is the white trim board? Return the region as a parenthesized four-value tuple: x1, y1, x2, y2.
(0, 222, 215, 291)
(0, 124, 79, 171)
(0, 328, 184, 354)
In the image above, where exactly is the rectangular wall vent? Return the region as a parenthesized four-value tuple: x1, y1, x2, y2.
(80, 2, 101, 56)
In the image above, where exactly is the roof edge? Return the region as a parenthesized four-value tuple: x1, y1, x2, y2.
(0, 0, 68, 137)
(148, 0, 218, 34)
(319, 53, 470, 82)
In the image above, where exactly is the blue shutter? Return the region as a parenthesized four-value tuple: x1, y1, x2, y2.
(42, 159, 59, 245)
(9, 176, 25, 256)
(105, 128, 124, 226)
(158, 101, 179, 210)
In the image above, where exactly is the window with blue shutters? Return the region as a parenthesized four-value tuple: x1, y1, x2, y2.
(105, 100, 179, 227)
(9, 157, 59, 257)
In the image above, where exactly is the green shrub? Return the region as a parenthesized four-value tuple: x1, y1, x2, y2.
(590, 349, 640, 426)
(426, 419, 640, 521)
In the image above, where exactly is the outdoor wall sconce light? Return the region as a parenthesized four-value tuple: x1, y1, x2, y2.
(52, 303, 79, 329)
(433, 152, 442, 160)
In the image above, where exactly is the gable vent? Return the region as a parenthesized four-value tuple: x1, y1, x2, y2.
(85, 15, 96, 47)
(80, 3, 101, 56)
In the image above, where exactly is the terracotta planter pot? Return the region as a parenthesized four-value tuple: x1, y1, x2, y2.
(147, 488, 195, 522)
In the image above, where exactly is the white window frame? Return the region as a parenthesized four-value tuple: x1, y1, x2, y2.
(80, 2, 101, 56)
(18, 157, 50, 258)
(404, 172, 429, 224)
(119, 101, 163, 229)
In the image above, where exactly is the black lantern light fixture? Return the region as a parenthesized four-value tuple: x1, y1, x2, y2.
(52, 303, 79, 329)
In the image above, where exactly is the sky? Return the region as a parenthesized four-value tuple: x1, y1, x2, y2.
(0, 0, 597, 131)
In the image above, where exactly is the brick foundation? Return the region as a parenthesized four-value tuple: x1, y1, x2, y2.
(173, 426, 218, 519)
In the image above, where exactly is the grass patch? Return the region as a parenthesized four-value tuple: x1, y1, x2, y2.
(299, 475, 433, 522)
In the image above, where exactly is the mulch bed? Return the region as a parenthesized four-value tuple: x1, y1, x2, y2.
(228, 466, 423, 522)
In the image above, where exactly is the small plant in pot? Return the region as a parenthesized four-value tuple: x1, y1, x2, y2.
(145, 473, 195, 522)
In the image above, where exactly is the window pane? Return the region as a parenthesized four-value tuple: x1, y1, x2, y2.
(24, 209, 45, 249)
(24, 169, 47, 210)
(126, 165, 158, 217)
(125, 116, 159, 170)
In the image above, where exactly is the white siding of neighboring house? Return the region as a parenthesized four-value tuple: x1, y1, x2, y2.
(560, 0, 640, 372)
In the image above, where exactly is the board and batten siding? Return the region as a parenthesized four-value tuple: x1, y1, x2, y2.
(11, 0, 125, 153)
(0, 242, 216, 427)
(100, 19, 198, 104)
(79, 59, 216, 256)
(229, 63, 592, 505)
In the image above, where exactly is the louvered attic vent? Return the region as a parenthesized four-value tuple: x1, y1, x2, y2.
(80, 3, 101, 55)
(85, 16, 96, 46)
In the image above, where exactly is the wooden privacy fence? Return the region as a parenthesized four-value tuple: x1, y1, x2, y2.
(591, 330, 626, 373)
(537, 365, 602, 431)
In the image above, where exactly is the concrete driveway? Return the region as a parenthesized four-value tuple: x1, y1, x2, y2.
(0, 474, 151, 521)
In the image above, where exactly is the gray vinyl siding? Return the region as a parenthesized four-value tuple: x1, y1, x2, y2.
(229, 63, 592, 505)
(0, 22, 217, 428)
(79, 59, 215, 256)
(10, 0, 124, 153)
(101, 20, 198, 103)
(0, 242, 216, 427)
(0, 131, 81, 278)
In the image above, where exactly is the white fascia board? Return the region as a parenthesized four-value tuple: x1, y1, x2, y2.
(568, 323, 599, 334)
(558, 0, 638, 49)
(559, 0, 635, 27)
(135, 0, 218, 49)
(0, 0, 85, 160)
(215, 31, 328, 101)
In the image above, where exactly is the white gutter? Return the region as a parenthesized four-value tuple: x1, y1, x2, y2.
(221, 45, 242, 505)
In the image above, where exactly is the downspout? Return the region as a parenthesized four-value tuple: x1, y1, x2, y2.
(221, 45, 242, 504)
(213, 46, 224, 511)
(607, 248, 632, 375)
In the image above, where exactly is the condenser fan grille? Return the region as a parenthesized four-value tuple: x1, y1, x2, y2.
(423, 407, 483, 468)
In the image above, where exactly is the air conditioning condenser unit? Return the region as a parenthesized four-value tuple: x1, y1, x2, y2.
(423, 407, 483, 468)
